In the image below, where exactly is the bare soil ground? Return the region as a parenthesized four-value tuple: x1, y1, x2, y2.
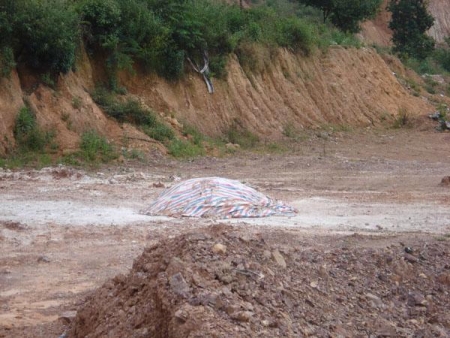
(1, 127, 450, 337)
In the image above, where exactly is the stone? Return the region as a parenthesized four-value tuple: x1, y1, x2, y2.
(437, 272, 450, 285)
(272, 250, 287, 268)
(37, 255, 51, 263)
(174, 309, 189, 323)
(439, 176, 450, 186)
(212, 243, 227, 255)
(365, 293, 383, 307)
(169, 273, 190, 297)
(232, 311, 253, 322)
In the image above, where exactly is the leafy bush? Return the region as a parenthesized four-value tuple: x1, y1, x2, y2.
(168, 138, 204, 158)
(0, 46, 15, 77)
(14, 107, 55, 152)
(80, 130, 117, 162)
(277, 18, 315, 55)
(142, 122, 175, 142)
(92, 87, 175, 142)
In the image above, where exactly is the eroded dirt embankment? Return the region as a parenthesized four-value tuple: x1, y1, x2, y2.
(0, 46, 436, 156)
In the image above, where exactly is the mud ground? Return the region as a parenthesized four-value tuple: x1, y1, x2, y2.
(0, 128, 449, 337)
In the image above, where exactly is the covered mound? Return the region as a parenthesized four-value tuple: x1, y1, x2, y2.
(68, 225, 450, 338)
(142, 177, 297, 218)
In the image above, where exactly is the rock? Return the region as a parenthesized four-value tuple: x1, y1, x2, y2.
(37, 255, 51, 263)
(365, 293, 383, 307)
(310, 281, 318, 288)
(439, 176, 450, 187)
(437, 272, 450, 285)
(169, 273, 190, 297)
(408, 291, 426, 306)
(225, 143, 240, 151)
(404, 253, 418, 263)
(212, 243, 227, 255)
(174, 308, 189, 323)
(272, 250, 287, 268)
(231, 311, 253, 322)
(59, 311, 77, 324)
(152, 182, 165, 188)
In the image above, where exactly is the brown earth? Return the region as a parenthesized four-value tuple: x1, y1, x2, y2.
(69, 225, 450, 338)
(0, 44, 444, 156)
(0, 127, 449, 337)
(360, 0, 450, 46)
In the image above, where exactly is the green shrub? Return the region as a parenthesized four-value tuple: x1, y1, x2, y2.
(92, 88, 157, 125)
(392, 107, 411, 129)
(277, 18, 316, 55)
(14, 107, 55, 152)
(0, 46, 15, 77)
(80, 130, 117, 162)
(226, 124, 259, 149)
(142, 122, 175, 142)
(182, 123, 203, 146)
(168, 138, 204, 158)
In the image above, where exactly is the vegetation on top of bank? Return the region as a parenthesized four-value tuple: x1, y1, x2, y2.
(0, 0, 367, 85)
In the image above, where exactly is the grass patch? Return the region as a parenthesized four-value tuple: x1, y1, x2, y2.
(92, 87, 175, 143)
(226, 123, 260, 149)
(168, 139, 204, 158)
(79, 130, 117, 163)
(392, 107, 412, 129)
(182, 123, 204, 146)
(14, 106, 58, 153)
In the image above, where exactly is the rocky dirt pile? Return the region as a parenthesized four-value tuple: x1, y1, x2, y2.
(68, 225, 450, 338)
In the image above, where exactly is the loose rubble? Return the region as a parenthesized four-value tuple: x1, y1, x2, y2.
(68, 225, 450, 338)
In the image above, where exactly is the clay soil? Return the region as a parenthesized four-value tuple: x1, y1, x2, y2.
(1, 127, 450, 337)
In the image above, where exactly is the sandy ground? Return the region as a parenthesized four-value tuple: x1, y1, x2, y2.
(0, 128, 449, 336)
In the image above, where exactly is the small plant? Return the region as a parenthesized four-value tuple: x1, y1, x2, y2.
(14, 106, 55, 152)
(226, 122, 259, 149)
(72, 96, 82, 109)
(80, 130, 117, 163)
(0, 46, 16, 78)
(41, 73, 56, 88)
(393, 107, 411, 128)
(437, 103, 448, 119)
(182, 123, 204, 146)
(127, 148, 145, 161)
(168, 139, 204, 158)
(142, 122, 175, 142)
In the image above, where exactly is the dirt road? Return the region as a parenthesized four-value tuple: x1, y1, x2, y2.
(1, 128, 449, 337)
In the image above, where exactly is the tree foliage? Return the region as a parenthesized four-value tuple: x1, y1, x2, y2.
(388, 0, 435, 60)
(298, 0, 382, 33)
(0, 0, 364, 81)
(15, 0, 79, 73)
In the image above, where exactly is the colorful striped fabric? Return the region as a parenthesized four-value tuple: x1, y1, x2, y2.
(143, 177, 298, 219)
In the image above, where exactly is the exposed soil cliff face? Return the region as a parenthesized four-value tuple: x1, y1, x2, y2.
(361, 0, 450, 46)
(122, 47, 433, 138)
(428, 0, 450, 44)
(0, 72, 22, 155)
(360, 0, 392, 47)
(0, 46, 437, 156)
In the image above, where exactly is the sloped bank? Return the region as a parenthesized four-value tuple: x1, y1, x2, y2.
(0, 46, 435, 155)
(122, 47, 434, 139)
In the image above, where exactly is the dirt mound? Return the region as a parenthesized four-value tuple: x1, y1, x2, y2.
(69, 225, 450, 338)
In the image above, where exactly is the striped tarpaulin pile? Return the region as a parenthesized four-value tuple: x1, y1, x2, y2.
(142, 177, 298, 219)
